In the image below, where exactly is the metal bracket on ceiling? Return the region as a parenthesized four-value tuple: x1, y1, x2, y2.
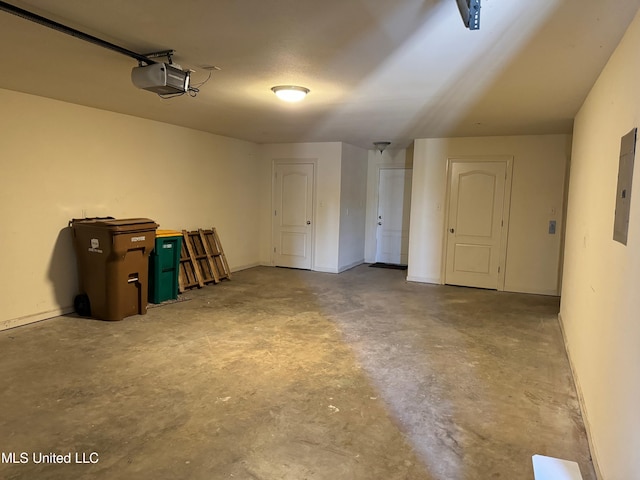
(456, 0, 481, 30)
(140, 50, 176, 66)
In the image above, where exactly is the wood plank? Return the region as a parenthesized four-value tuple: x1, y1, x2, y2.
(213, 228, 231, 280)
(199, 229, 220, 283)
(202, 228, 231, 280)
(179, 230, 204, 291)
(186, 230, 216, 285)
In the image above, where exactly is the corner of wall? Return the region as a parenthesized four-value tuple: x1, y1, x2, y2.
(557, 313, 603, 480)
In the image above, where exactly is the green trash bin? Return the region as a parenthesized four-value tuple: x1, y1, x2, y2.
(149, 230, 183, 303)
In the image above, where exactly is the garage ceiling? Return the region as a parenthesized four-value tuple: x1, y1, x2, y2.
(1, 0, 639, 149)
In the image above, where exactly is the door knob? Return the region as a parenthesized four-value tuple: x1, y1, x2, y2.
(306, 221, 311, 225)
(449, 228, 455, 233)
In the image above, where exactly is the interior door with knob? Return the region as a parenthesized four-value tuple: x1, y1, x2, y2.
(444, 159, 511, 289)
(375, 168, 412, 265)
(272, 162, 314, 269)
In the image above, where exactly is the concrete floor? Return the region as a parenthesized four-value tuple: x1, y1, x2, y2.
(0, 265, 595, 480)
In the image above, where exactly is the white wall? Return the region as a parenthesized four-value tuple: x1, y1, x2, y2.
(408, 135, 570, 295)
(364, 147, 413, 263)
(338, 143, 368, 271)
(560, 9, 640, 479)
(260, 142, 343, 272)
(0, 88, 262, 331)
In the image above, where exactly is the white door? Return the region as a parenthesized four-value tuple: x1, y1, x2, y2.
(272, 162, 314, 269)
(445, 161, 508, 289)
(376, 168, 412, 265)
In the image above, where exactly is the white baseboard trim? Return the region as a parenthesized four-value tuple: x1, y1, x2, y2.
(406, 275, 441, 285)
(504, 285, 560, 296)
(557, 313, 602, 480)
(1, 306, 74, 332)
(313, 266, 339, 274)
(230, 262, 261, 272)
(338, 259, 364, 273)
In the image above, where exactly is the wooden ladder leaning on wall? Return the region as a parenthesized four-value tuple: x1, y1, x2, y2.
(184, 230, 219, 287)
(200, 227, 231, 281)
(178, 227, 231, 293)
(178, 232, 203, 293)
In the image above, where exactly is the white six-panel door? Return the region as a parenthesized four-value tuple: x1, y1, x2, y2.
(272, 162, 314, 269)
(445, 160, 510, 289)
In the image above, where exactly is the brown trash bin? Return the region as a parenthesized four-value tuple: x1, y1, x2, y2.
(70, 217, 158, 321)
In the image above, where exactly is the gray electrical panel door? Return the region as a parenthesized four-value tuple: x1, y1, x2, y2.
(613, 128, 637, 245)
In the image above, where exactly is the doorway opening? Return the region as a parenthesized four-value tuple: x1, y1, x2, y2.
(375, 168, 412, 266)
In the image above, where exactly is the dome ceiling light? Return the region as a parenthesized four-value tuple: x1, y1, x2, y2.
(271, 85, 310, 102)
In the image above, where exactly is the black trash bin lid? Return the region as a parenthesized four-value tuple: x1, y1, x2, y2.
(72, 218, 158, 233)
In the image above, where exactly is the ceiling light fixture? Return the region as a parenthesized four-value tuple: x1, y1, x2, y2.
(373, 141, 391, 154)
(271, 85, 310, 102)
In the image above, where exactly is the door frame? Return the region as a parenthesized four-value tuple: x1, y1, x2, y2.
(271, 158, 317, 268)
(371, 165, 413, 263)
(375, 166, 412, 264)
(441, 156, 513, 291)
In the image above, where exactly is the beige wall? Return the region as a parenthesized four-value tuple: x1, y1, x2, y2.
(560, 9, 640, 479)
(0, 88, 262, 330)
(260, 142, 343, 273)
(338, 143, 368, 271)
(408, 135, 571, 295)
(260, 142, 368, 273)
